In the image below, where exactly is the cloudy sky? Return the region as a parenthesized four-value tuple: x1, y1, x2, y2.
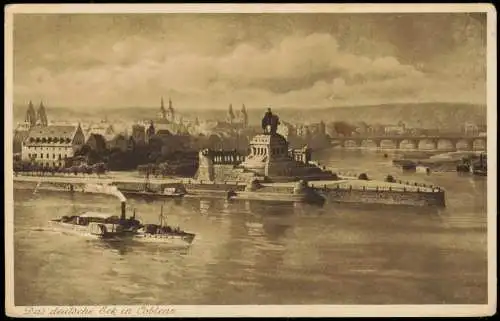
(13, 13, 486, 109)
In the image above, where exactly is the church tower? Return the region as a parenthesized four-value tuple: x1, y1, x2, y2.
(240, 104, 248, 128)
(167, 98, 175, 123)
(25, 100, 37, 127)
(146, 120, 156, 141)
(227, 103, 235, 124)
(159, 97, 166, 119)
(36, 101, 48, 127)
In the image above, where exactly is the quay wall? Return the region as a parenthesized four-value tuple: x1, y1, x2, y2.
(185, 182, 246, 192)
(14, 180, 87, 193)
(13, 176, 446, 207)
(318, 188, 445, 207)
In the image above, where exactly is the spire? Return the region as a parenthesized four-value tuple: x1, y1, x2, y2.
(147, 120, 155, 138)
(194, 117, 200, 126)
(168, 97, 174, 111)
(228, 104, 235, 124)
(160, 97, 166, 119)
(240, 104, 248, 128)
(167, 97, 175, 122)
(25, 100, 37, 126)
(36, 100, 48, 126)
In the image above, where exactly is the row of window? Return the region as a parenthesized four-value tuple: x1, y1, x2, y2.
(25, 146, 73, 151)
(251, 147, 287, 156)
(32, 161, 64, 168)
(28, 153, 68, 160)
(29, 137, 73, 144)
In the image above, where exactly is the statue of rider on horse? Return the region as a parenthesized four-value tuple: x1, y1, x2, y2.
(262, 108, 280, 135)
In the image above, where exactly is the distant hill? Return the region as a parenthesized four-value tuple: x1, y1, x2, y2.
(12, 102, 486, 130)
(268, 103, 487, 130)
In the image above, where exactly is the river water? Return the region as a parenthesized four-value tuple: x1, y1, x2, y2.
(13, 150, 488, 305)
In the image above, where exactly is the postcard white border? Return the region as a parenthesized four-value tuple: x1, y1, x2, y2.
(4, 3, 497, 318)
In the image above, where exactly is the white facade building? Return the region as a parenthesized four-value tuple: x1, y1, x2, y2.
(22, 124, 86, 167)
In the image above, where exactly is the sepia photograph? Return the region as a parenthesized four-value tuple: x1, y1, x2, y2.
(4, 4, 496, 317)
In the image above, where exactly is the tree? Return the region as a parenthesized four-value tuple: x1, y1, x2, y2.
(358, 173, 369, 180)
(385, 175, 396, 183)
(333, 121, 357, 137)
(75, 144, 91, 157)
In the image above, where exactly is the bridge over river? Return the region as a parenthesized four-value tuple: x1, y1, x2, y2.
(329, 134, 487, 151)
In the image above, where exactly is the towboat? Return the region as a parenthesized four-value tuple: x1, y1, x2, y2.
(133, 205, 196, 246)
(49, 200, 195, 246)
(48, 212, 140, 240)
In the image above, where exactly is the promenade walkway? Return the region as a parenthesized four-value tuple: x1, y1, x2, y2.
(13, 172, 182, 185)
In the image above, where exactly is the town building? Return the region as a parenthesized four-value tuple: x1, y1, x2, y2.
(21, 124, 85, 167)
(158, 97, 176, 123)
(14, 101, 50, 154)
(277, 121, 295, 140)
(226, 103, 249, 128)
(464, 122, 480, 136)
(384, 121, 407, 135)
(144, 97, 190, 135)
(25, 100, 37, 127)
(85, 121, 115, 142)
(36, 101, 48, 126)
(131, 123, 148, 145)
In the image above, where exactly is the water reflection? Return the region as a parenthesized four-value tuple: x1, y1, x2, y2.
(88, 238, 192, 257)
(199, 199, 212, 215)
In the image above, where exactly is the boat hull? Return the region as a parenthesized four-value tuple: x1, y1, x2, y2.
(133, 233, 195, 246)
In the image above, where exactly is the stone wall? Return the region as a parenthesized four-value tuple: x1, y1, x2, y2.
(320, 188, 445, 207)
(13, 180, 87, 192)
(185, 182, 246, 192)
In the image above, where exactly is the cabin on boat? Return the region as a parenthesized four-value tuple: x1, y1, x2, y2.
(60, 212, 120, 225)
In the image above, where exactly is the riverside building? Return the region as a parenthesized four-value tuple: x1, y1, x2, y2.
(21, 124, 86, 168)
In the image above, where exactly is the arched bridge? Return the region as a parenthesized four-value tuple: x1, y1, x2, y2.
(330, 135, 487, 151)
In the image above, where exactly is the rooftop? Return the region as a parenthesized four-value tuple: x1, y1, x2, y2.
(27, 125, 77, 138)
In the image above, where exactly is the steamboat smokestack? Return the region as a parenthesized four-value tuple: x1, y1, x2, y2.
(121, 202, 126, 220)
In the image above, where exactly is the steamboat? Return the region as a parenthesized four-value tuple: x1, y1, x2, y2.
(50, 192, 195, 246)
(48, 209, 140, 241)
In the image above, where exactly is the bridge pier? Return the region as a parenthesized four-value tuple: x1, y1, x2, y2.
(423, 139, 438, 150)
(456, 140, 473, 151)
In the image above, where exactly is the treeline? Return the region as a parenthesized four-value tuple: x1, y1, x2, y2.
(14, 161, 107, 176)
(74, 143, 199, 174)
